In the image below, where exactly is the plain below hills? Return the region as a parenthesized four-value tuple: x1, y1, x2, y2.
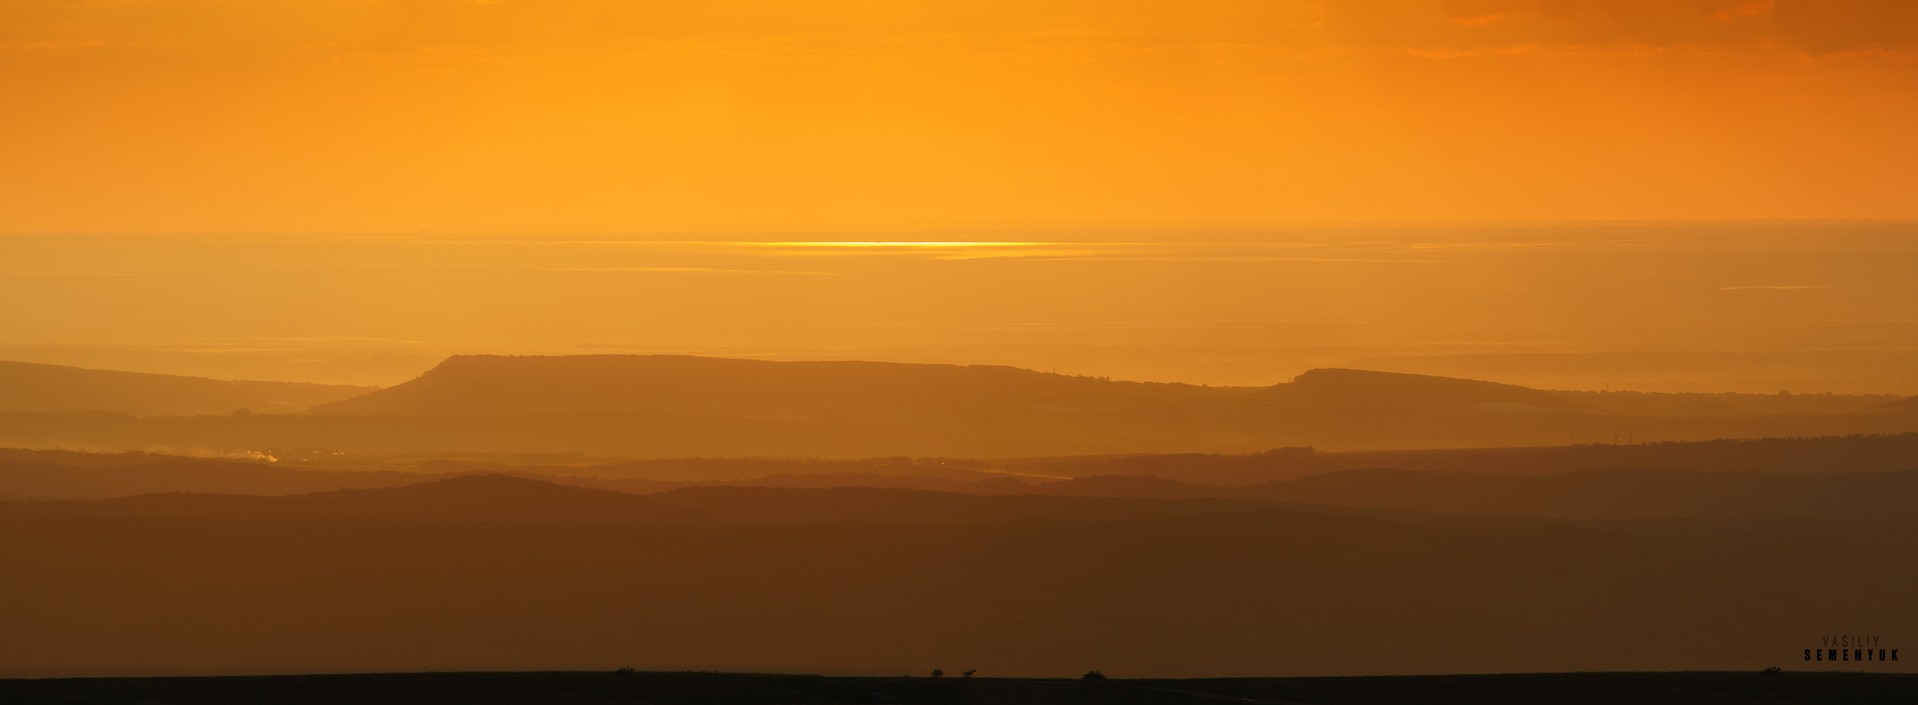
(7, 671, 1917, 705)
(11, 466, 1918, 524)
(3, 470, 1914, 678)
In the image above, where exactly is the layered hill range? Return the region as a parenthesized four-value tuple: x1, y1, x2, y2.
(3, 354, 1915, 456)
(7, 357, 1915, 679)
(0, 360, 369, 416)
(8, 434, 1918, 515)
(311, 354, 1584, 416)
(6, 442, 1918, 678)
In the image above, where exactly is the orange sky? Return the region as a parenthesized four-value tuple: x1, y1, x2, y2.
(3, 0, 1916, 233)
(5, 2, 1918, 395)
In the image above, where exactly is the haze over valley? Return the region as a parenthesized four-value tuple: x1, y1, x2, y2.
(4, 355, 1918, 678)
(3, 354, 1915, 459)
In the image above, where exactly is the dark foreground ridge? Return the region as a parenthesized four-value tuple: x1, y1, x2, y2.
(5, 670, 1916, 705)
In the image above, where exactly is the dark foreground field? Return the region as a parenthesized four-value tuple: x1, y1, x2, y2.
(5, 670, 1916, 705)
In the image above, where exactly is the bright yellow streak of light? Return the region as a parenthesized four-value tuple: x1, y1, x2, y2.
(755, 242, 1050, 248)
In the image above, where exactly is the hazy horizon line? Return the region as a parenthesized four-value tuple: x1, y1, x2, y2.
(5, 218, 1917, 240)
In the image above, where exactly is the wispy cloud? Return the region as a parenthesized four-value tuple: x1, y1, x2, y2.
(1719, 284, 1832, 291)
(736, 241, 1090, 260)
(539, 266, 839, 276)
(960, 255, 1446, 264)
(750, 241, 1051, 250)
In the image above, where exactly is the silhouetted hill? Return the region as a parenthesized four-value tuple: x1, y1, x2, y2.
(0, 360, 371, 416)
(1025, 474, 1215, 499)
(1561, 389, 1897, 416)
(15, 452, 1918, 524)
(0, 475, 712, 526)
(714, 471, 1021, 494)
(0, 454, 433, 500)
(0, 475, 1283, 527)
(1322, 434, 1918, 475)
(1238, 467, 1918, 519)
(12, 435, 1918, 503)
(1004, 448, 1335, 485)
(11, 356, 1918, 455)
(998, 434, 1918, 487)
(316, 357, 1592, 418)
(544, 455, 999, 483)
(1876, 395, 1918, 412)
(1267, 367, 1586, 411)
(311, 354, 1227, 416)
(1006, 465, 1918, 520)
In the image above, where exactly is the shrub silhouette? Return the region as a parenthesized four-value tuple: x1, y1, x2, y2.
(930, 669, 944, 678)
(1082, 670, 1107, 680)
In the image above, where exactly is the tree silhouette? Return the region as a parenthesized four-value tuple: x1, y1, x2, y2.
(930, 669, 944, 678)
(1082, 670, 1106, 680)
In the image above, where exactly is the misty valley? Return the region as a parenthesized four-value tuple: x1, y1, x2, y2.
(2, 354, 1917, 695)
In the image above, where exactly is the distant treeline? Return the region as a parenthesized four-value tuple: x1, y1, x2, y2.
(1326, 433, 1918, 476)
(5, 473, 1916, 677)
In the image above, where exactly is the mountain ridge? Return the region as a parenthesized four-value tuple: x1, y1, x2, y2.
(0, 473, 1292, 527)
(310, 354, 1576, 417)
(9, 355, 1916, 456)
(0, 359, 373, 416)
(311, 354, 1233, 416)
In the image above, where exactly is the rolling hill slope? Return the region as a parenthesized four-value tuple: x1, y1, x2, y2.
(0, 474, 1287, 527)
(310, 354, 1233, 416)
(0, 360, 371, 416)
(7, 355, 1917, 456)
